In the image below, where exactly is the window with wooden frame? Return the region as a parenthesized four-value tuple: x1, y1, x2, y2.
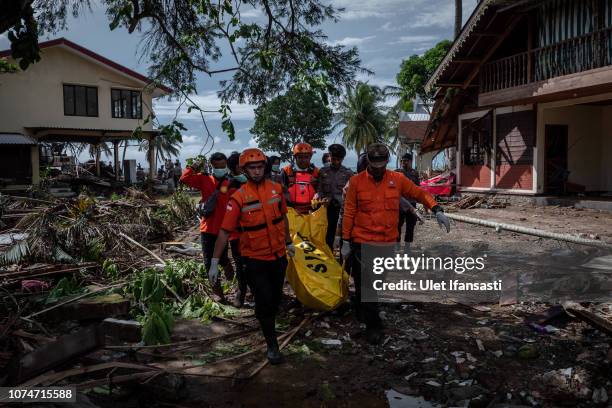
(111, 89, 143, 119)
(63, 84, 98, 117)
(462, 112, 492, 166)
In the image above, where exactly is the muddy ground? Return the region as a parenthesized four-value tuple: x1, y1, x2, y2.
(80, 204, 612, 408)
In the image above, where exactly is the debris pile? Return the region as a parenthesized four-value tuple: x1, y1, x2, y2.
(0, 190, 193, 266)
(0, 188, 316, 406)
(450, 195, 509, 209)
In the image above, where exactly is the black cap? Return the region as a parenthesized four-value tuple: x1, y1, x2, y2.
(401, 153, 413, 161)
(328, 144, 346, 159)
(366, 143, 390, 168)
(210, 152, 227, 162)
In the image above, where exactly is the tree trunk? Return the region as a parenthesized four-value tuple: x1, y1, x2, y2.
(454, 0, 463, 39)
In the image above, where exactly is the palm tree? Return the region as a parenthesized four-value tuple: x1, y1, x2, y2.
(139, 132, 182, 163)
(333, 83, 387, 154)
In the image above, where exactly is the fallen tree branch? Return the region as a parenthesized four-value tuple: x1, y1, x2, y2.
(118, 232, 184, 303)
(106, 327, 258, 350)
(21, 361, 159, 387)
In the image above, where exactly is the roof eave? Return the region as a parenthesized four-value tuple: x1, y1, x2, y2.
(425, 0, 500, 92)
(0, 37, 174, 95)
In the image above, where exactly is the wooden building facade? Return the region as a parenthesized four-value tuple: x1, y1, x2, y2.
(424, 0, 612, 195)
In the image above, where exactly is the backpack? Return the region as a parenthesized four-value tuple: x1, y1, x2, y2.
(197, 177, 226, 218)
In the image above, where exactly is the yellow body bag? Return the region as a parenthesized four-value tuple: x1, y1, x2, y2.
(285, 207, 349, 311)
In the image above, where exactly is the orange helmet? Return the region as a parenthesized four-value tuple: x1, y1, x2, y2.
(239, 148, 267, 168)
(293, 142, 313, 155)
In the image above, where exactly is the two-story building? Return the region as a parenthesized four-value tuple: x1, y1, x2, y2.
(423, 0, 612, 197)
(0, 37, 171, 187)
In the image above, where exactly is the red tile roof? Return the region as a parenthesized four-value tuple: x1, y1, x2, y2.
(0, 37, 172, 94)
(399, 120, 429, 143)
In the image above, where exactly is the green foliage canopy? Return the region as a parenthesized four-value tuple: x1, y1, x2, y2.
(251, 86, 331, 162)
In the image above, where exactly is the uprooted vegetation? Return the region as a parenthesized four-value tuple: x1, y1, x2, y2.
(0, 189, 251, 388)
(0, 190, 193, 265)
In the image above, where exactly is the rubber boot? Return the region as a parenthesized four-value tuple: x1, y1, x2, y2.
(232, 284, 246, 308)
(260, 317, 283, 365)
(212, 280, 227, 304)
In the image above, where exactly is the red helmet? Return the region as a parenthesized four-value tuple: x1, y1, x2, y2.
(239, 148, 267, 168)
(293, 142, 313, 155)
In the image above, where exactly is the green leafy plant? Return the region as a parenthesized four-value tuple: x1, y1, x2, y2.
(141, 303, 175, 345)
(102, 259, 119, 281)
(179, 294, 237, 322)
(46, 277, 85, 304)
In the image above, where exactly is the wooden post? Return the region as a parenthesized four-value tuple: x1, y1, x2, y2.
(113, 140, 120, 181)
(31, 145, 40, 185)
(527, 14, 533, 83)
(147, 135, 156, 180)
(94, 144, 101, 177)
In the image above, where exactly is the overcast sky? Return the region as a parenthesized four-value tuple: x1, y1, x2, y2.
(0, 0, 478, 169)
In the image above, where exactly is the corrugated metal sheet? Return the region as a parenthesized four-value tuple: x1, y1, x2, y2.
(0, 133, 38, 145)
(399, 112, 430, 121)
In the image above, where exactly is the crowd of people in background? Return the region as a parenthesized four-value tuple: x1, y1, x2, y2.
(157, 159, 182, 191)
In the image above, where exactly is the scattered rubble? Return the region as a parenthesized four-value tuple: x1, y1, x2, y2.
(450, 195, 509, 210)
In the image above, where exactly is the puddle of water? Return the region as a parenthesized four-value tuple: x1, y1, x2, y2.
(385, 389, 441, 408)
(581, 255, 612, 271)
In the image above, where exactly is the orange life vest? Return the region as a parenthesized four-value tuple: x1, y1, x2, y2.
(283, 165, 319, 207)
(231, 179, 286, 259)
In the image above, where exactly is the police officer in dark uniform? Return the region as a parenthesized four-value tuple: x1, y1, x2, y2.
(317, 144, 354, 251)
(396, 153, 420, 245)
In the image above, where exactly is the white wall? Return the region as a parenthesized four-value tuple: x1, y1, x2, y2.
(0, 46, 154, 134)
(542, 105, 605, 191)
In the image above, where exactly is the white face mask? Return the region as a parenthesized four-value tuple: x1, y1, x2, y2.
(213, 167, 229, 178)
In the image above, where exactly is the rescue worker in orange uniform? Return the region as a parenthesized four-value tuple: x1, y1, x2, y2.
(280, 142, 319, 214)
(180, 153, 240, 303)
(341, 143, 450, 344)
(209, 148, 295, 365)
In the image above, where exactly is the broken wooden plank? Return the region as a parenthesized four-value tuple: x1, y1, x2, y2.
(8, 325, 105, 384)
(1, 263, 97, 280)
(102, 318, 142, 342)
(22, 361, 158, 387)
(562, 302, 612, 336)
(49, 293, 131, 321)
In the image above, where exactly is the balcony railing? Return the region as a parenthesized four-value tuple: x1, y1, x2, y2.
(480, 27, 612, 93)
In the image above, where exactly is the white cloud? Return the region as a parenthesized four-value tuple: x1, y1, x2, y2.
(214, 136, 222, 143)
(332, 0, 429, 20)
(411, 8, 454, 28)
(153, 91, 256, 121)
(379, 21, 402, 32)
(240, 8, 261, 18)
(247, 137, 258, 147)
(389, 35, 439, 45)
(328, 35, 376, 47)
(182, 134, 203, 145)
